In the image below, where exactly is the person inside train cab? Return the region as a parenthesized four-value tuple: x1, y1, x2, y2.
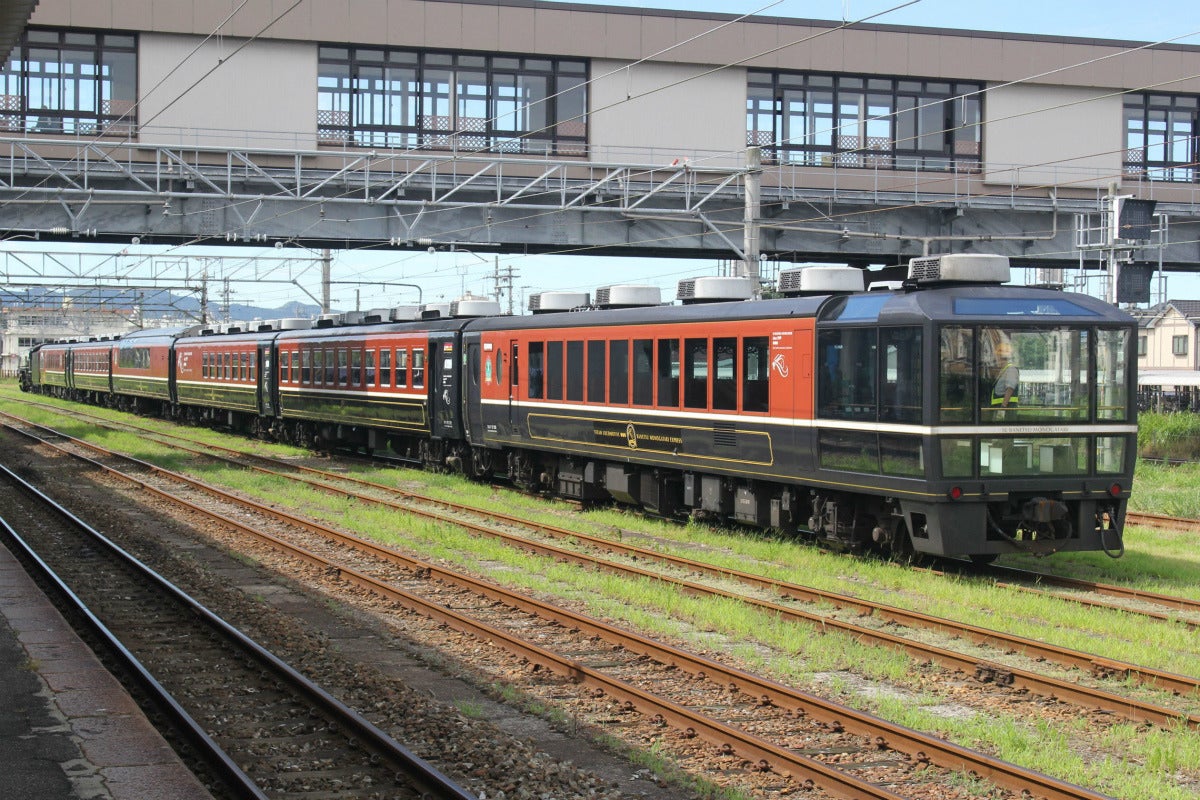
(981, 331, 1019, 418)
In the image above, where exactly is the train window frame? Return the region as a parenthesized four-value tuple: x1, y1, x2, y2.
(656, 338, 679, 408)
(337, 348, 348, 386)
(411, 348, 425, 388)
(280, 351, 290, 383)
(351, 348, 363, 386)
(632, 339, 653, 406)
(743, 337, 769, 413)
(546, 340, 564, 400)
(608, 339, 629, 405)
(586, 340, 605, 403)
(566, 340, 584, 402)
(527, 341, 544, 398)
(1096, 327, 1131, 422)
(879, 327, 922, 423)
(712, 337, 737, 411)
(202, 351, 209, 379)
(313, 349, 324, 386)
(817, 327, 878, 421)
(684, 337, 708, 410)
(301, 349, 312, 384)
(325, 348, 336, 385)
(379, 348, 391, 387)
(397, 348, 408, 388)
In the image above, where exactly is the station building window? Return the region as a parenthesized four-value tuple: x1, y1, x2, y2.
(318, 45, 588, 156)
(747, 71, 981, 171)
(0, 28, 136, 136)
(1124, 92, 1199, 182)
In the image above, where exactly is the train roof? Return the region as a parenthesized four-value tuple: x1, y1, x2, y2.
(464, 295, 828, 332)
(463, 284, 1133, 332)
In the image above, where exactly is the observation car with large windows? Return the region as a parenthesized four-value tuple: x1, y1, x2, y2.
(814, 255, 1135, 559)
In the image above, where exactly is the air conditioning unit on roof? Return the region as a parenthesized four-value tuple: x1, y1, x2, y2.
(778, 266, 864, 296)
(595, 285, 661, 308)
(676, 276, 753, 303)
(529, 291, 590, 313)
(907, 253, 1010, 284)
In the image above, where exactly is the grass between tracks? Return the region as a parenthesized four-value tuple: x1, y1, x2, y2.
(3, 382, 1200, 799)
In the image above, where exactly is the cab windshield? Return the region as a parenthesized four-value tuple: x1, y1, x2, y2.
(939, 325, 1130, 423)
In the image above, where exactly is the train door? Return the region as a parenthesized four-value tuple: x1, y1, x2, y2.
(258, 340, 274, 417)
(430, 334, 461, 439)
(508, 339, 519, 430)
(462, 334, 484, 444)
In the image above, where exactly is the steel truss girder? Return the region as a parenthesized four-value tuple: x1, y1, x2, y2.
(2, 137, 1199, 269)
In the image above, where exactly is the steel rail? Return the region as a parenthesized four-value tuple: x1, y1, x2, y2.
(4, 407, 1198, 726)
(0, 459, 478, 800)
(0, 419, 1128, 800)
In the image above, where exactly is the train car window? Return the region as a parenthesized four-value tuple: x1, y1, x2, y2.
(368, 349, 379, 386)
(378, 348, 390, 386)
(251, 351, 257, 379)
(742, 337, 769, 412)
(586, 340, 605, 402)
(978, 327, 1089, 424)
(546, 341, 564, 400)
(494, 348, 503, 385)
(684, 338, 708, 409)
(608, 340, 628, 404)
(301, 350, 311, 384)
(241, 352, 248, 381)
(325, 348, 336, 385)
(817, 328, 877, 421)
(202, 352, 209, 379)
(351, 349, 362, 386)
(336, 348, 348, 386)
(281, 351, 290, 383)
(632, 339, 653, 405)
(397, 348, 408, 387)
(819, 430, 879, 473)
(938, 326, 973, 422)
(510, 344, 518, 388)
(657, 338, 679, 408)
(411, 348, 424, 388)
(1096, 328, 1131, 421)
(879, 327, 922, 423)
(527, 342, 543, 398)
(879, 434, 924, 476)
(713, 338, 737, 410)
(566, 341, 584, 401)
(313, 350, 324, 385)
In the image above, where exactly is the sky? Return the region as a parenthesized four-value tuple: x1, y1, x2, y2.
(11, 0, 1200, 317)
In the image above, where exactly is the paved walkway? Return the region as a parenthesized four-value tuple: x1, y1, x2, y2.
(0, 540, 214, 800)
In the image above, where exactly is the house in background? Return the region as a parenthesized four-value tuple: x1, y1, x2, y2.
(1134, 300, 1200, 411)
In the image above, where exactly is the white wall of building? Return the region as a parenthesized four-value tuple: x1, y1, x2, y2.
(589, 59, 746, 168)
(138, 34, 318, 150)
(983, 83, 1123, 190)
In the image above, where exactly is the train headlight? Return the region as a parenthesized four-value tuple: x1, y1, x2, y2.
(948, 486, 963, 500)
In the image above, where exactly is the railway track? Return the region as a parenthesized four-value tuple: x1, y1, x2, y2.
(14, 397, 1200, 632)
(4, 405, 1198, 725)
(0, 463, 475, 800)
(0, 409, 1158, 799)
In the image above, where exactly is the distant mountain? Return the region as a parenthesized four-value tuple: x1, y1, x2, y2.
(1, 288, 324, 322)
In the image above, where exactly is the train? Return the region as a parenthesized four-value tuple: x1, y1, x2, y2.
(18, 254, 1137, 561)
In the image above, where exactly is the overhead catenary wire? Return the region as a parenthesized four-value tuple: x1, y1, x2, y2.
(5, 2, 1200, 310)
